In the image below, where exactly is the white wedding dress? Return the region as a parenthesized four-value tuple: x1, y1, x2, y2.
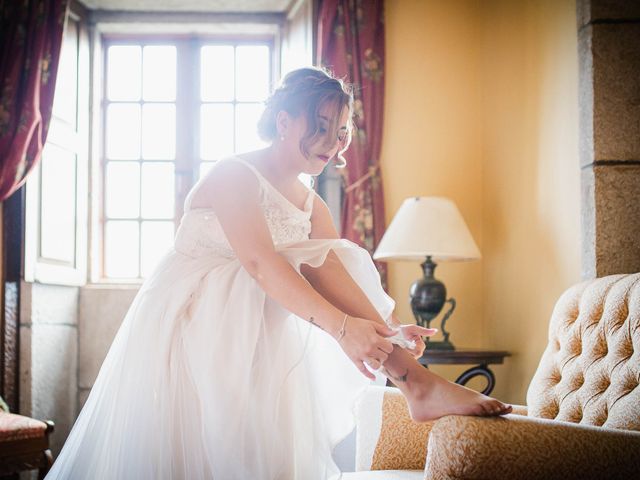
(46, 156, 398, 480)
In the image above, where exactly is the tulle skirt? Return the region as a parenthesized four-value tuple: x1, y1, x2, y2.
(45, 239, 395, 480)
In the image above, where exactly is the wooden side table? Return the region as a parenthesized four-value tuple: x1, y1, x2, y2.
(417, 349, 511, 395)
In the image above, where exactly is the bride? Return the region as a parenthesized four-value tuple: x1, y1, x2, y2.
(46, 66, 511, 479)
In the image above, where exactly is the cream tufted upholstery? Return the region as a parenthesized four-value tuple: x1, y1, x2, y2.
(345, 274, 640, 480)
(527, 273, 639, 429)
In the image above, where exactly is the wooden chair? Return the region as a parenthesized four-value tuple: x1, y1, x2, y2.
(0, 411, 54, 479)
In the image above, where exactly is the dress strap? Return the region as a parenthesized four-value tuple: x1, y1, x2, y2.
(303, 187, 315, 212)
(183, 157, 262, 212)
(227, 156, 314, 215)
(226, 156, 267, 187)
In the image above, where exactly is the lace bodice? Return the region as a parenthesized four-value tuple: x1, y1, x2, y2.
(174, 157, 314, 258)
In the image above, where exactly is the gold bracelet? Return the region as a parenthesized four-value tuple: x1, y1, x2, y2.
(337, 313, 349, 341)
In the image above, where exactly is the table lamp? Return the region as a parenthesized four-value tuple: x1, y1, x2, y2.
(373, 197, 481, 350)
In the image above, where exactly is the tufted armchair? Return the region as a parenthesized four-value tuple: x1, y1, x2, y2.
(343, 273, 640, 480)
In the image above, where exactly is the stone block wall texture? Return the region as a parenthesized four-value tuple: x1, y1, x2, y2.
(19, 283, 78, 458)
(78, 286, 138, 410)
(578, 0, 640, 278)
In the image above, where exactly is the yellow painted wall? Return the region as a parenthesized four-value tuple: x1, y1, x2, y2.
(382, 0, 486, 391)
(480, 0, 581, 403)
(381, 0, 581, 404)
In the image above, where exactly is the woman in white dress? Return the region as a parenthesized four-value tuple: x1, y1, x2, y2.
(46, 67, 511, 480)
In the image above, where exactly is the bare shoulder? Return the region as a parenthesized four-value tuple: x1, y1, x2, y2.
(189, 158, 260, 210)
(310, 193, 340, 239)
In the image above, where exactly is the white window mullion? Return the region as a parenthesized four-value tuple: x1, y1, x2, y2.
(174, 39, 199, 220)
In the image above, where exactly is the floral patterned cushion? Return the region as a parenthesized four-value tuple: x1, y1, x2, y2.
(0, 411, 47, 442)
(425, 412, 640, 479)
(371, 389, 434, 470)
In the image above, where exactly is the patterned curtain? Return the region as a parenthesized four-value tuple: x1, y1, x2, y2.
(0, 0, 68, 201)
(317, 0, 387, 288)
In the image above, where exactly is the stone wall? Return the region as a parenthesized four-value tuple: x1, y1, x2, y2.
(19, 283, 78, 457)
(77, 285, 138, 409)
(578, 0, 640, 277)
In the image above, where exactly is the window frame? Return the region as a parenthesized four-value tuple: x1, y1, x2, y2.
(94, 33, 276, 284)
(24, 11, 90, 286)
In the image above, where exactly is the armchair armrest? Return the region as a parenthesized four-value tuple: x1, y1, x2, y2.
(509, 404, 527, 416)
(425, 413, 640, 480)
(354, 386, 434, 471)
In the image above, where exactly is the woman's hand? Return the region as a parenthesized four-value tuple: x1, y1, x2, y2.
(398, 324, 438, 358)
(337, 316, 396, 380)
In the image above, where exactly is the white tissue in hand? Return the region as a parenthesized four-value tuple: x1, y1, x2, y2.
(364, 326, 416, 372)
(387, 325, 416, 350)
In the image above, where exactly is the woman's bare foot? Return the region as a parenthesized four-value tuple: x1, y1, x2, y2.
(384, 365, 513, 422)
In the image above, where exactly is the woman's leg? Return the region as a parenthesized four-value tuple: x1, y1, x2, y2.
(379, 345, 511, 420)
(300, 251, 512, 421)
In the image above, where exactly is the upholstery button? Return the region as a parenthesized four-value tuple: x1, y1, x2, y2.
(571, 337, 582, 355)
(568, 309, 579, 324)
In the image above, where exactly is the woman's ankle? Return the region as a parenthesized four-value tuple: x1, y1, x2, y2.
(382, 363, 437, 399)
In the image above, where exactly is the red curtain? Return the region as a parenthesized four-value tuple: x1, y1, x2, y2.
(317, 0, 388, 288)
(0, 0, 68, 201)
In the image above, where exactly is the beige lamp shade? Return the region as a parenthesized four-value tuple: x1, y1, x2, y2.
(373, 196, 481, 262)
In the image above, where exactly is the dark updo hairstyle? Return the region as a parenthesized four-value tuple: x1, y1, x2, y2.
(257, 66, 354, 168)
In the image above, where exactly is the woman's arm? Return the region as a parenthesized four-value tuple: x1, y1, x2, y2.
(304, 195, 433, 358)
(304, 195, 385, 322)
(192, 160, 395, 379)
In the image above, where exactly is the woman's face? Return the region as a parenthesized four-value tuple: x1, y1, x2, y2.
(284, 103, 351, 176)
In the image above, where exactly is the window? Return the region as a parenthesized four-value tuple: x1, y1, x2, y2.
(24, 13, 89, 286)
(99, 37, 273, 281)
(199, 44, 271, 177)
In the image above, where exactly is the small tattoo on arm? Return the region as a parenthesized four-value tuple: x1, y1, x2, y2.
(309, 316, 325, 331)
(382, 367, 409, 383)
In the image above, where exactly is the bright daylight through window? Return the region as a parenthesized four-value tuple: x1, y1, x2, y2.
(102, 41, 271, 280)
